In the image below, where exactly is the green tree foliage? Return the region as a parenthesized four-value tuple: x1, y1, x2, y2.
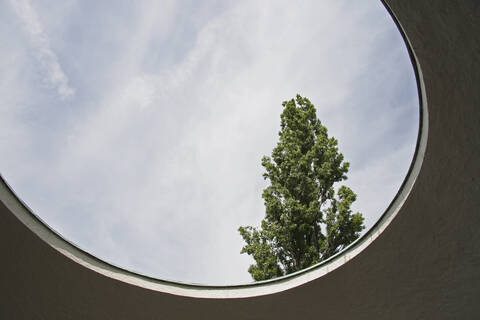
(239, 95, 365, 281)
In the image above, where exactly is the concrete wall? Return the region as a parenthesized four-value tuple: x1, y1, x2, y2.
(1, 0, 479, 318)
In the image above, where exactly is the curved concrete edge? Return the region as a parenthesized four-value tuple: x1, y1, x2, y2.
(0, 2, 426, 299)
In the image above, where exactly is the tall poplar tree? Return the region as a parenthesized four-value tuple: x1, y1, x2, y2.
(239, 95, 365, 281)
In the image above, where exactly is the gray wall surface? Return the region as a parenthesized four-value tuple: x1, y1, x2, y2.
(1, 0, 479, 318)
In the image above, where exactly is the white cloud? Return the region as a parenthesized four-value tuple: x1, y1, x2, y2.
(8, 0, 75, 100)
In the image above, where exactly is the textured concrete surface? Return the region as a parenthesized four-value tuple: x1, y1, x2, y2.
(1, 0, 479, 318)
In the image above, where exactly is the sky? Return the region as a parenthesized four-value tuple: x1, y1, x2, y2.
(0, 0, 418, 285)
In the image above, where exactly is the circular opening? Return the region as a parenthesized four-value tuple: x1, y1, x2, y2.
(0, 0, 419, 286)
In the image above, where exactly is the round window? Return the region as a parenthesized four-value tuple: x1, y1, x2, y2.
(0, 0, 418, 285)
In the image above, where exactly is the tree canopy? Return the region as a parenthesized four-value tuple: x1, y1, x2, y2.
(239, 95, 365, 281)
